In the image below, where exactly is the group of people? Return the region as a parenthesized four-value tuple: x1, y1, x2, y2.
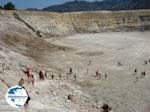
(144, 59, 150, 65)
(22, 67, 35, 87)
(95, 70, 107, 80)
(66, 67, 77, 81)
(134, 59, 150, 80)
(17, 57, 150, 112)
(132, 59, 150, 82)
(116, 59, 149, 83)
(18, 67, 48, 109)
(134, 68, 146, 76)
(19, 63, 114, 112)
(48, 67, 78, 82)
(87, 60, 108, 80)
(22, 67, 47, 87)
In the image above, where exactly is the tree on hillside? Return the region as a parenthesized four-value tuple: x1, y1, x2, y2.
(4, 2, 15, 10)
(0, 5, 3, 9)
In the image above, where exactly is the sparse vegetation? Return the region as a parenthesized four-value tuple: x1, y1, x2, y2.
(43, 0, 150, 12)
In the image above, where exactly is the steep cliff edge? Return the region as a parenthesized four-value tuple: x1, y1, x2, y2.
(0, 10, 150, 36)
(16, 10, 150, 36)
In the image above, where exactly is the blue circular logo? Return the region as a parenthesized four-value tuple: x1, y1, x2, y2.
(5, 85, 28, 108)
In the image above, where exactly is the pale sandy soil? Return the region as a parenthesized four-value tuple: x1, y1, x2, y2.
(0, 31, 150, 112)
(46, 31, 150, 112)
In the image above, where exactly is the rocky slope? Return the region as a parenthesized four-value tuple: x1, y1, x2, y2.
(2, 10, 149, 36)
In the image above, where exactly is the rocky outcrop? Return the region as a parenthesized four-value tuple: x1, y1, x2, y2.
(0, 10, 150, 36)
(16, 10, 150, 36)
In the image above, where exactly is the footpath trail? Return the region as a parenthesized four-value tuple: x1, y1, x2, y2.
(23, 76, 101, 112)
(23, 80, 76, 112)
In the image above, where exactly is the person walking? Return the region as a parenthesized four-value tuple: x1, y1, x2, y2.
(18, 78, 25, 87)
(22, 67, 31, 78)
(70, 67, 72, 74)
(39, 70, 44, 80)
(105, 73, 107, 79)
(59, 73, 62, 80)
(74, 75, 77, 82)
(51, 74, 54, 80)
(30, 74, 35, 87)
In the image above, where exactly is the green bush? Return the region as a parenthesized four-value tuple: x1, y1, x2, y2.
(4, 2, 15, 10)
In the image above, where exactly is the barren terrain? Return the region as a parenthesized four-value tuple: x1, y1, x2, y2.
(0, 10, 150, 112)
(47, 32, 150, 112)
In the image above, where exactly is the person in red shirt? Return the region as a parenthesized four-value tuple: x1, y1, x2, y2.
(22, 67, 31, 78)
